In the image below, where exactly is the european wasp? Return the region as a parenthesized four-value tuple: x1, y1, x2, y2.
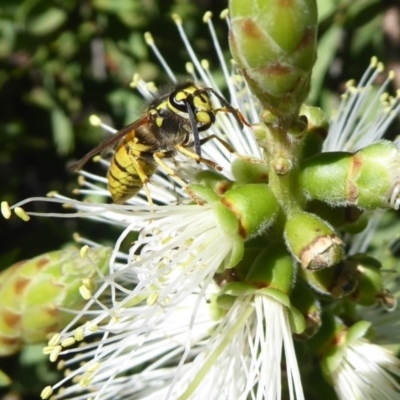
(70, 81, 250, 205)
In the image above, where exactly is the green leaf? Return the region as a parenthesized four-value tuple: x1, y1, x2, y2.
(26, 8, 67, 36)
(308, 25, 342, 104)
(345, 0, 382, 29)
(346, 321, 371, 345)
(51, 107, 74, 155)
(316, 0, 338, 22)
(0, 369, 11, 387)
(288, 305, 306, 334)
(221, 282, 257, 296)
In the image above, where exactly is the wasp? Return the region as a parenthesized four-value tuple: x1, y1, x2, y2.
(70, 81, 250, 205)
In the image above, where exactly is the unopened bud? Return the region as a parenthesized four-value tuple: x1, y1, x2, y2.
(284, 211, 343, 270)
(229, 0, 318, 126)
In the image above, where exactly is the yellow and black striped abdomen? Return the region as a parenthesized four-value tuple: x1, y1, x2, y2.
(108, 140, 157, 204)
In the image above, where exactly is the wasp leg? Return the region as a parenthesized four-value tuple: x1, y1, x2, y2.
(176, 145, 222, 172)
(204, 88, 251, 128)
(153, 152, 204, 205)
(214, 106, 251, 127)
(198, 134, 264, 164)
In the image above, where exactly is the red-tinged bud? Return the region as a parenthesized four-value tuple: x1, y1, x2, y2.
(219, 183, 280, 240)
(229, 0, 318, 127)
(300, 140, 400, 210)
(0, 246, 111, 356)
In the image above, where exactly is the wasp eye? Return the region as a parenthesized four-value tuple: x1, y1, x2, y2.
(169, 92, 189, 112)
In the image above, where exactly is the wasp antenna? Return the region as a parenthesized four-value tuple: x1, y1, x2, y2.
(186, 102, 202, 158)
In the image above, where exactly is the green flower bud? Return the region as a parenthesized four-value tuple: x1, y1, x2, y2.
(225, 245, 263, 282)
(231, 157, 269, 184)
(306, 312, 345, 359)
(302, 260, 358, 298)
(229, 0, 318, 126)
(284, 211, 343, 270)
(321, 320, 371, 383)
(220, 183, 280, 239)
(0, 246, 111, 356)
(306, 200, 367, 234)
(195, 170, 234, 195)
(290, 278, 321, 339)
(300, 140, 400, 210)
(300, 104, 329, 159)
(347, 254, 383, 306)
(245, 244, 295, 294)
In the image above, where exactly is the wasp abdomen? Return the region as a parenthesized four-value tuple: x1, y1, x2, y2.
(108, 144, 157, 204)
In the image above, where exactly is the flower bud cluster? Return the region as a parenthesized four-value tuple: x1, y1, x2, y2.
(0, 246, 111, 356)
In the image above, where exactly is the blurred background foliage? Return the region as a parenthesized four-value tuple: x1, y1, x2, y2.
(0, 0, 400, 398)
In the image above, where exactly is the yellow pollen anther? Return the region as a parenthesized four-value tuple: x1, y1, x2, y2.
(86, 362, 101, 373)
(79, 285, 92, 300)
(146, 81, 157, 93)
(92, 155, 102, 163)
(86, 321, 98, 332)
(49, 345, 63, 362)
(77, 176, 85, 186)
(40, 386, 54, 399)
(75, 327, 85, 341)
(15, 207, 30, 221)
(47, 191, 58, 197)
(171, 13, 182, 25)
(43, 346, 55, 355)
(73, 232, 81, 242)
(144, 31, 154, 45)
(345, 79, 355, 89)
(377, 62, 384, 73)
(185, 62, 194, 74)
(388, 70, 395, 80)
(57, 359, 65, 370)
(370, 56, 378, 68)
(80, 245, 90, 258)
(80, 372, 95, 388)
(163, 296, 171, 305)
(203, 11, 213, 23)
(147, 292, 159, 305)
(380, 93, 389, 102)
(1, 201, 11, 219)
(48, 333, 61, 347)
(201, 59, 210, 70)
(89, 114, 102, 126)
(130, 73, 140, 88)
(348, 86, 357, 94)
(82, 278, 94, 290)
(220, 9, 229, 19)
(61, 337, 76, 347)
(72, 189, 80, 195)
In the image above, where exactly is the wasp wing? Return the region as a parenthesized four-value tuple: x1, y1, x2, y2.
(69, 115, 151, 171)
